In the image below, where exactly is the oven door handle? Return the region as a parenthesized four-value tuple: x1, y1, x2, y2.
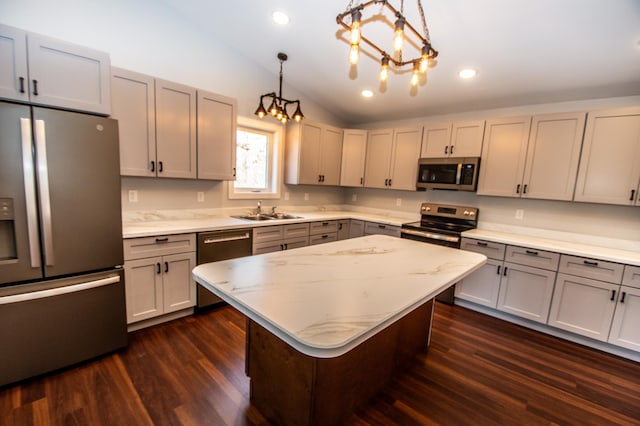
(401, 229, 460, 243)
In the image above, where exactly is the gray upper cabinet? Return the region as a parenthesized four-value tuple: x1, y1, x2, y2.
(286, 121, 343, 186)
(574, 107, 640, 206)
(421, 120, 484, 158)
(0, 24, 111, 115)
(364, 127, 422, 191)
(111, 68, 156, 177)
(197, 90, 237, 180)
(340, 129, 368, 187)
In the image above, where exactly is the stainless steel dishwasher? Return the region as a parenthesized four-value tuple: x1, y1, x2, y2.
(197, 229, 252, 309)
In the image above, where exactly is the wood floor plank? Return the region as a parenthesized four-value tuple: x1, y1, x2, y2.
(1, 302, 638, 425)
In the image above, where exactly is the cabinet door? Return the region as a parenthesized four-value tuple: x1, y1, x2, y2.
(450, 120, 485, 157)
(124, 257, 163, 324)
(498, 262, 556, 323)
(0, 24, 29, 102)
(299, 121, 323, 184)
(548, 273, 619, 341)
(389, 127, 422, 190)
(477, 116, 531, 197)
(283, 223, 309, 240)
(162, 252, 196, 314)
(320, 125, 343, 185)
(111, 68, 156, 177)
(608, 286, 640, 351)
(421, 122, 451, 158)
(337, 220, 350, 240)
(364, 128, 393, 189)
(26, 32, 111, 115)
(155, 79, 197, 179)
(349, 220, 365, 238)
(197, 90, 237, 180)
(455, 259, 502, 308)
(364, 222, 401, 237)
(522, 112, 586, 201)
(574, 107, 640, 205)
(623, 265, 640, 289)
(340, 129, 367, 187)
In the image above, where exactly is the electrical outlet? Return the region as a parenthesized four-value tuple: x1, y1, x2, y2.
(197, 192, 205, 202)
(515, 209, 524, 220)
(304, 193, 309, 201)
(284, 192, 290, 201)
(396, 198, 402, 207)
(128, 190, 138, 203)
(352, 194, 357, 202)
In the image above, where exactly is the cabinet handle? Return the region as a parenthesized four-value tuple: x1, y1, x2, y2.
(444, 146, 448, 155)
(388, 179, 392, 187)
(284, 243, 288, 250)
(450, 145, 454, 154)
(19, 77, 25, 93)
(525, 250, 539, 256)
(322, 235, 329, 239)
(620, 292, 626, 304)
(32, 79, 38, 96)
(158, 161, 163, 173)
(503, 266, 508, 276)
(583, 260, 599, 267)
(516, 184, 521, 194)
(360, 177, 363, 185)
(156, 263, 161, 274)
(318, 175, 322, 182)
(280, 244, 284, 250)
(164, 261, 169, 273)
(150, 161, 155, 172)
(476, 241, 488, 247)
(233, 167, 236, 177)
(384, 179, 388, 186)
(630, 189, 636, 202)
(378, 224, 386, 229)
(322, 222, 329, 226)
(155, 237, 169, 243)
(523, 184, 528, 194)
(610, 289, 616, 301)
(496, 265, 501, 275)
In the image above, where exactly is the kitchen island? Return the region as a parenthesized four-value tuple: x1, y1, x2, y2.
(193, 235, 486, 425)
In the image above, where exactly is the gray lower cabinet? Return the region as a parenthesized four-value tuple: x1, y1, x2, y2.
(363, 222, 401, 237)
(0, 23, 111, 114)
(253, 223, 310, 255)
(609, 266, 640, 351)
(349, 220, 365, 238)
(123, 234, 196, 325)
(456, 239, 505, 308)
(309, 221, 338, 245)
(337, 220, 350, 240)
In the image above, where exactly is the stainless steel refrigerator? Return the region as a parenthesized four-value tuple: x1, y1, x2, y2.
(0, 101, 127, 386)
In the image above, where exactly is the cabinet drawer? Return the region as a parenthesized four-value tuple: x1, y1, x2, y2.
(622, 265, 640, 289)
(558, 255, 624, 284)
(284, 236, 309, 250)
(364, 222, 401, 237)
(253, 225, 284, 244)
(505, 246, 559, 271)
(253, 240, 284, 255)
(309, 220, 338, 235)
(460, 238, 506, 260)
(283, 223, 310, 240)
(309, 232, 338, 245)
(124, 234, 196, 260)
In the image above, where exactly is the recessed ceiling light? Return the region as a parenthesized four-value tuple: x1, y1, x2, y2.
(459, 68, 477, 79)
(361, 90, 374, 98)
(272, 11, 290, 25)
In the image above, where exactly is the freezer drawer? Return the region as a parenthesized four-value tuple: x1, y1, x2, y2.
(0, 270, 127, 386)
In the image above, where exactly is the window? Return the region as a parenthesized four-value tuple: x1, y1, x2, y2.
(228, 117, 283, 199)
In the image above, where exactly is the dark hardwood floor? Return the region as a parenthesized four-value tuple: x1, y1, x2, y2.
(2, 303, 639, 425)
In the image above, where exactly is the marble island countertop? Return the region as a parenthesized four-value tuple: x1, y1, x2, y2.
(192, 235, 487, 358)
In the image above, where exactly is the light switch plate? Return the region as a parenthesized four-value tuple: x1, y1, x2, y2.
(197, 192, 205, 202)
(515, 209, 524, 220)
(304, 193, 309, 201)
(128, 190, 138, 203)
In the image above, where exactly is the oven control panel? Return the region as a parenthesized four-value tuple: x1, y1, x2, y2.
(420, 203, 478, 220)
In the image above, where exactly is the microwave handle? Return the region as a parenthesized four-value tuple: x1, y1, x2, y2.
(455, 162, 462, 185)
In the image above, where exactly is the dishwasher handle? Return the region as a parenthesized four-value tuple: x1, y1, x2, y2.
(202, 232, 251, 244)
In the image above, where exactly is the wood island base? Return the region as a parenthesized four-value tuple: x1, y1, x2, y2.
(246, 299, 435, 426)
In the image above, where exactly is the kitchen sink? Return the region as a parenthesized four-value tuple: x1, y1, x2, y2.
(265, 213, 303, 220)
(232, 213, 303, 221)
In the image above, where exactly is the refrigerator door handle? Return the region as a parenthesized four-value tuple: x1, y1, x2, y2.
(0, 275, 120, 305)
(20, 118, 41, 268)
(34, 119, 55, 266)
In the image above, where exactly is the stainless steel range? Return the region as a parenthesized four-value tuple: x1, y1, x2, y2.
(401, 203, 479, 303)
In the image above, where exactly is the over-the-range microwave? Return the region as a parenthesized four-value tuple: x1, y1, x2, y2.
(416, 157, 480, 191)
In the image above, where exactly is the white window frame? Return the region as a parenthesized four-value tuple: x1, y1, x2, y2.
(227, 116, 283, 200)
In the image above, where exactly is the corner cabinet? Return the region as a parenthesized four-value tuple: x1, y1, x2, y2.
(197, 90, 237, 180)
(364, 127, 422, 190)
(123, 234, 197, 326)
(421, 120, 484, 158)
(340, 129, 368, 187)
(574, 107, 640, 206)
(286, 121, 343, 186)
(0, 23, 111, 115)
(477, 112, 586, 201)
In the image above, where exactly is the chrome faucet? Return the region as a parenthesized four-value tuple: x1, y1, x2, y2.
(256, 200, 261, 215)
(271, 205, 277, 215)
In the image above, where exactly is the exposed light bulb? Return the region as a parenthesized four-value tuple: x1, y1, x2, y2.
(393, 18, 405, 54)
(269, 101, 278, 116)
(379, 57, 389, 82)
(411, 62, 420, 87)
(349, 44, 359, 65)
(350, 9, 362, 45)
(294, 114, 302, 123)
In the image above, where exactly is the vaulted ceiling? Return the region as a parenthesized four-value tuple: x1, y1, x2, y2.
(160, 0, 640, 124)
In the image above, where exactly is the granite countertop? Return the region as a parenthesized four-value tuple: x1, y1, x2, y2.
(192, 235, 487, 358)
(463, 226, 640, 267)
(122, 209, 415, 239)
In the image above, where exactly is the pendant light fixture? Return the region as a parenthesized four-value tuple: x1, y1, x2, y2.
(336, 0, 438, 88)
(254, 52, 303, 124)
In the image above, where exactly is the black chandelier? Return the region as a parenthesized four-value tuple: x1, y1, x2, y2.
(336, 0, 439, 87)
(254, 52, 304, 124)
